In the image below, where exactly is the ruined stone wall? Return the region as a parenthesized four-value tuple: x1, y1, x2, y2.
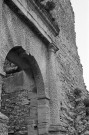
(0, 2, 50, 135)
(0, 0, 88, 134)
(2, 70, 37, 134)
(1, 2, 48, 83)
(51, 0, 87, 127)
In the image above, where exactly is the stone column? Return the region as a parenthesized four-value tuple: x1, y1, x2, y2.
(48, 43, 59, 125)
(0, 74, 8, 135)
(37, 97, 50, 135)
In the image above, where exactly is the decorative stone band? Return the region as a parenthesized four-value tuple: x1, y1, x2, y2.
(4, 0, 60, 46)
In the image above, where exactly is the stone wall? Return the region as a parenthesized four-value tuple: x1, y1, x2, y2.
(2, 70, 38, 134)
(50, 0, 87, 131)
(1, 2, 48, 85)
(0, 0, 88, 135)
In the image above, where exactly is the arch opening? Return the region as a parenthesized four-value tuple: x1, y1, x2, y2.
(1, 46, 45, 135)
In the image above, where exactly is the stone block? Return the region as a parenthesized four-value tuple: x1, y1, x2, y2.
(28, 124, 37, 135)
(38, 98, 49, 106)
(30, 107, 37, 119)
(30, 98, 37, 107)
(38, 123, 49, 135)
(38, 105, 50, 123)
(28, 91, 37, 100)
(27, 119, 35, 125)
(20, 98, 30, 105)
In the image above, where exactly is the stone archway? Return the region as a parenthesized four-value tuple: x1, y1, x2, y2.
(0, 46, 50, 135)
(6, 46, 47, 99)
(2, 58, 34, 135)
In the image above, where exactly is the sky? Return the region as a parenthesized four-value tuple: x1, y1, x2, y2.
(71, 0, 89, 90)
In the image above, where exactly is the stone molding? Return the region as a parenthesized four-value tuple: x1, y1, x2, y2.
(29, 0, 59, 36)
(4, 0, 60, 45)
(38, 95, 50, 101)
(49, 124, 67, 133)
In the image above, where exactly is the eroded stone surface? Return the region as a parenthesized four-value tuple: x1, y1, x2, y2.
(0, 0, 88, 135)
(1, 71, 38, 134)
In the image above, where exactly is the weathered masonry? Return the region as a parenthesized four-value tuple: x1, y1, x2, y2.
(0, 0, 87, 135)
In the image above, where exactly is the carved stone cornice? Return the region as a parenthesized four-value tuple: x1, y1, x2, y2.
(27, 0, 59, 36)
(4, 0, 60, 45)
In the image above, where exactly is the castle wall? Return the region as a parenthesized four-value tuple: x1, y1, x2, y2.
(0, 0, 88, 134)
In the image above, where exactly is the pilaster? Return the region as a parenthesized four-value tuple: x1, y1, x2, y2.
(38, 96, 50, 135)
(48, 43, 59, 125)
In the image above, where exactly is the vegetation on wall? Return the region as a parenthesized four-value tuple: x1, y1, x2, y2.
(34, 0, 55, 12)
(33, 0, 58, 26)
(60, 88, 89, 135)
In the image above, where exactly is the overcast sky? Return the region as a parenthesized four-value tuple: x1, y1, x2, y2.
(71, 0, 89, 90)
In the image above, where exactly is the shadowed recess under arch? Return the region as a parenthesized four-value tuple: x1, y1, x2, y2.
(5, 46, 46, 99)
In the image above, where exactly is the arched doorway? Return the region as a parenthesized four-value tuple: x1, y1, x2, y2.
(2, 59, 37, 135)
(0, 46, 50, 135)
(1, 46, 41, 135)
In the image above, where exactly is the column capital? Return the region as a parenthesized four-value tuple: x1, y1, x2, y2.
(48, 43, 59, 53)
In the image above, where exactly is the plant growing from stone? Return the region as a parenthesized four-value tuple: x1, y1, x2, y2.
(60, 88, 89, 135)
